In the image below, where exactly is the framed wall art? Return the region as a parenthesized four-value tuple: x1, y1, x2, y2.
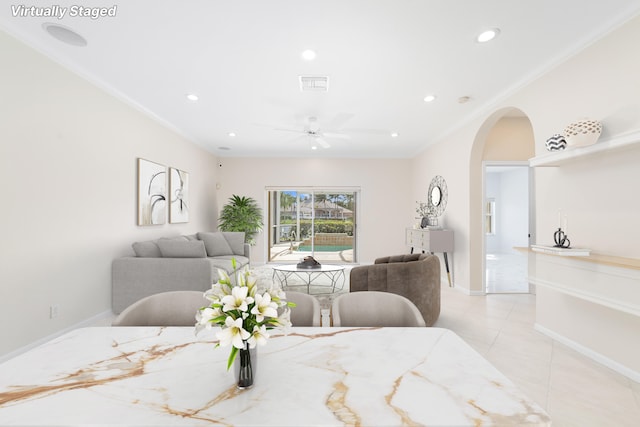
(137, 158, 166, 225)
(169, 167, 189, 223)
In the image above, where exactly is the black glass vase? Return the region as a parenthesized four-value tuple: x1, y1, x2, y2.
(233, 342, 257, 389)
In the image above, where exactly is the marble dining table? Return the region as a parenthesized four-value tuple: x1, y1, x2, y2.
(0, 326, 550, 426)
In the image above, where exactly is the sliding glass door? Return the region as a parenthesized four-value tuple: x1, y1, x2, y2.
(267, 188, 358, 264)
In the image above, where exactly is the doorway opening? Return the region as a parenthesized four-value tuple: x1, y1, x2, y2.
(483, 163, 531, 293)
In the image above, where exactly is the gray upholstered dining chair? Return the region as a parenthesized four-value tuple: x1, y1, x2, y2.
(330, 291, 426, 327)
(112, 291, 208, 326)
(285, 291, 322, 327)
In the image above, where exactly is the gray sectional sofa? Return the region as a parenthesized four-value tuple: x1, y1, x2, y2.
(112, 231, 250, 313)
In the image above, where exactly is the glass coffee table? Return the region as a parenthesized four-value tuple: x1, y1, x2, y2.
(271, 264, 346, 294)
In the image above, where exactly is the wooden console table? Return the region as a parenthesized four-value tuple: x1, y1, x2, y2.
(406, 228, 454, 286)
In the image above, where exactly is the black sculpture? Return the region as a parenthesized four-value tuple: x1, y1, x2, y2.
(553, 228, 571, 248)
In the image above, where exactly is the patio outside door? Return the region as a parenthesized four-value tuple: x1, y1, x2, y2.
(267, 188, 358, 264)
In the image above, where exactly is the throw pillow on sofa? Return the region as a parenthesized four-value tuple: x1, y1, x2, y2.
(157, 240, 207, 258)
(132, 236, 189, 258)
(222, 232, 245, 256)
(198, 232, 234, 257)
(132, 240, 162, 257)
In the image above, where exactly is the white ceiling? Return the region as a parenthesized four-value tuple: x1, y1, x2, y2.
(2, 0, 640, 158)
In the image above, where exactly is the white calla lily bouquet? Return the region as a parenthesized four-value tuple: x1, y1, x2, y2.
(196, 259, 295, 369)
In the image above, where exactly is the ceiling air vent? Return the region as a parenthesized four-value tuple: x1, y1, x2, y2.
(299, 76, 329, 92)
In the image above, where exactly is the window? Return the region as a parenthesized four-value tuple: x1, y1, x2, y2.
(267, 188, 358, 264)
(485, 198, 496, 235)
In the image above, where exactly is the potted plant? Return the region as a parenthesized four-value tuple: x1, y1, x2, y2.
(219, 195, 263, 244)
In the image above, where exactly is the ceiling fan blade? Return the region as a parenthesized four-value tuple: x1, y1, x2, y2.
(284, 134, 307, 144)
(274, 127, 304, 134)
(315, 137, 331, 148)
(323, 132, 351, 140)
(342, 127, 391, 135)
(327, 112, 355, 130)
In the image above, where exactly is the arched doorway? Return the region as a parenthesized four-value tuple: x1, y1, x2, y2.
(469, 108, 535, 294)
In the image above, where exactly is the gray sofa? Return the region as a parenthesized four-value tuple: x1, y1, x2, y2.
(112, 231, 250, 313)
(349, 253, 441, 326)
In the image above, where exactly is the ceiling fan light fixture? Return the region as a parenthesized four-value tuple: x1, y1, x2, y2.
(307, 116, 321, 133)
(476, 28, 500, 43)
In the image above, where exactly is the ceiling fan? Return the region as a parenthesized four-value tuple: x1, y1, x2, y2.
(274, 116, 351, 149)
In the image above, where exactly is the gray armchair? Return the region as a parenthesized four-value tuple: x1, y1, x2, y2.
(349, 253, 441, 326)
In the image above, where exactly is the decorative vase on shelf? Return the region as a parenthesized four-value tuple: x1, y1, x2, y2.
(420, 217, 429, 229)
(234, 342, 257, 389)
(545, 134, 567, 151)
(564, 119, 602, 148)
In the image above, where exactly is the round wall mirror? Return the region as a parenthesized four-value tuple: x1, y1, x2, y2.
(431, 186, 442, 206)
(428, 175, 448, 217)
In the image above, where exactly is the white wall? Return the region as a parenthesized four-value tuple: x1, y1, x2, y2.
(216, 157, 412, 265)
(412, 121, 480, 292)
(0, 30, 220, 358)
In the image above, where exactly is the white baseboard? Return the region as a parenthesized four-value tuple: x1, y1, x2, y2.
(534, 323, 640, 383)
(0, 309, 114, 364)
(451, 284, 485, 296)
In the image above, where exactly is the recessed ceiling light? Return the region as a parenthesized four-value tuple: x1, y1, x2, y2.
(476, 28, 500, 43)
(423, 94, 437, 103)
(186, 93, 199, 102)
(311, 145, 318, 150)
(458, 96, 471, 104)
(228, 132, 236, 137)
(218, 146, 230, 151)
(42, 22, 87, 47)
(301, 49, 317, 61)
(391, 132, 399, 138)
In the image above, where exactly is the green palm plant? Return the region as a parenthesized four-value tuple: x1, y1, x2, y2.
(218, 195, 263, 245)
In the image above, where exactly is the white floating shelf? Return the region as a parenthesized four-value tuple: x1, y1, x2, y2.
(529, 129, 640, 167)
(531, 245, 591, 256)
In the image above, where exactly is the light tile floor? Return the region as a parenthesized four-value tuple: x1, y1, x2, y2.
(435, 285, 640, 426)
(486, 251, 529, 293)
